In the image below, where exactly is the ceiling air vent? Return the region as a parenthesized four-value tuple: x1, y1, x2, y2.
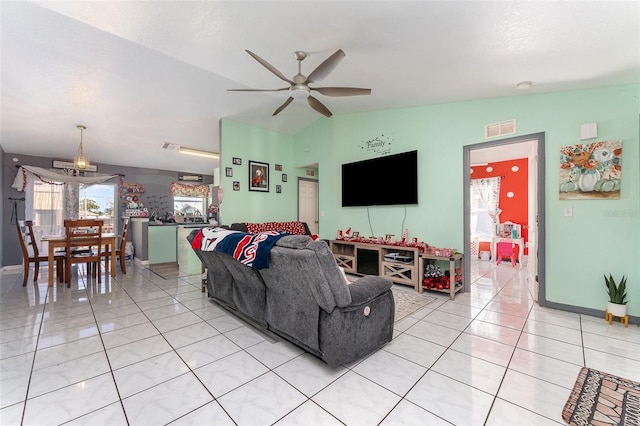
(162, 142, 178, 150)
(485, 119, 516, 139)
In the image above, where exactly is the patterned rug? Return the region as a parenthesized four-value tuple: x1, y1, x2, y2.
(562, 367, 640, 425)
(391, 286, 437, 322)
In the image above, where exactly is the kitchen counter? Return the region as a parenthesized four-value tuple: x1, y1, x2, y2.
(130, 218, 209, 268)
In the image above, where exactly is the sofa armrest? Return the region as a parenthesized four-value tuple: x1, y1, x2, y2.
(347, 276, 393, 306)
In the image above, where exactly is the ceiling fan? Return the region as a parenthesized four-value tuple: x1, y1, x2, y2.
(228, 49, 371, 117)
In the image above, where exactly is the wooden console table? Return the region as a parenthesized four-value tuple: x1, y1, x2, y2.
(330, 240, 421, 291)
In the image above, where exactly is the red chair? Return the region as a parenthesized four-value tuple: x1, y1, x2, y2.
(496, 242, 517, 267)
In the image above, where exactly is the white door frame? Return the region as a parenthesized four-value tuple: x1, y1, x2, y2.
(297, 177, 319, 234)
(462, 132, 547, 304)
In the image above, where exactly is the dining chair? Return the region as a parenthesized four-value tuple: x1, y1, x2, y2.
(103, 217, 130, 274)
(63, 219, 104, 287)
(17, 220, 65, 286)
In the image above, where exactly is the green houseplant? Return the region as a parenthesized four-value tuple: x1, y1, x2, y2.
(604, 273, 627, 318)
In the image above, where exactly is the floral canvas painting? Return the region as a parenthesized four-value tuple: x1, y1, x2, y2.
(559, 140, 622, 200)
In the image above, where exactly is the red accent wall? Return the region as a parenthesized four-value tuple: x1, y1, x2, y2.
(471, 158, 528, 254)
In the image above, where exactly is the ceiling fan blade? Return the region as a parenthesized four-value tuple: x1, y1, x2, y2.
(227, 88, 289, 92)
(306, 49, 345, 84)
(245, 50, 293, 84)
(273, 97, 294, 116)
(308, 96, 332, 117)
(312, 87, 371, 97)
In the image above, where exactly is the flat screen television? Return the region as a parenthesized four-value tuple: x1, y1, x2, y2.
(342, 150, 418, 207)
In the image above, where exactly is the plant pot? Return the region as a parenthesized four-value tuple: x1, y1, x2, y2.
(607, 301, 627, 317)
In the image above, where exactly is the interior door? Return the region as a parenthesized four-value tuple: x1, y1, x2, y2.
(298, 179, 319, 234)
(463, 133, 545, 302)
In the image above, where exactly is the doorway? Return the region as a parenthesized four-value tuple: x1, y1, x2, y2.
(298, 178, 319, 235)
(463, 132, 546, 304)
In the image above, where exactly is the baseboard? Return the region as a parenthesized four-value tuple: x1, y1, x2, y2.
(544, 299, 639, 326)
(1, 264, 23, 272)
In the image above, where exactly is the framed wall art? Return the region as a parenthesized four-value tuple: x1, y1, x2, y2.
(276, 185, 281, 193)
(249, 160, 269, 192)
(233, 181, 240, 191)
(559, 140, 622, 200)
(275, 164, 283, 171)
(282, 174, 288, 182)
(225, 167, 233, 177)
(232, 157, 242, 165)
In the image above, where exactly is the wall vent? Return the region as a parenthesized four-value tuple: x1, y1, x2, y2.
(485, 119, 516, 139)
(162, 142, 178, 150)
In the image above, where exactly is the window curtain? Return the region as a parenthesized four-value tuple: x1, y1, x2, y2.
(170, 182, 210, 198)
(13, 166, 118, 250)
(470, 177, 502, 238)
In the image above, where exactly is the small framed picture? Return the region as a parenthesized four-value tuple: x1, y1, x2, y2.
(276, 185, 281, 193)
(352, 231, 359, 238)
(282, 174, 288, 182)
(275, 164, 283, 171)
(233, 181, 240, 191)
(385, 234, 396, 243)
(249, 160, 269, 192)
(232, 157, 242, 165)
(225, 167, 233, 177)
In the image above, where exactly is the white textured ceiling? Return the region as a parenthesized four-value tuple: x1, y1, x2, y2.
(1, 1, 638, 175)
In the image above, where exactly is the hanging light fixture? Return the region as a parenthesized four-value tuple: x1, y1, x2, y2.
(74, 124, 90, 170)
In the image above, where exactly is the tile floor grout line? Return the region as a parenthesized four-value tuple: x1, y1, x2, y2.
(19, 274, 50, 426)
(82, 272, 131, 426)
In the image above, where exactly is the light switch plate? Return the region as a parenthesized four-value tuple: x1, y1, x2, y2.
(564, 207, 573, 217)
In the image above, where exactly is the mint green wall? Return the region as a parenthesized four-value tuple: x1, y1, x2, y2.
(291, 85, 639, 316)
(220, 119, 297, 223)
(221, 85, 639, 316)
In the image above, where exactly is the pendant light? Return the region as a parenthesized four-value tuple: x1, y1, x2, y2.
(74, 124, 89, 170)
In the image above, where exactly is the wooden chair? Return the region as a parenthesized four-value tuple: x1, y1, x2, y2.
(103, 217, 130, 274)
(17, 220, 65, 286)
(64, 219, 104, 287)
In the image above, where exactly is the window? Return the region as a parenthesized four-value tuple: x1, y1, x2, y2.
(470, 178, 502, 239)
(173, 196, 206, 220)
(79, 184, 117, 233)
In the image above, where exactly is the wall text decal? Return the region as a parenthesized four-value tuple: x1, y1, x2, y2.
(358, 133, 395, 156)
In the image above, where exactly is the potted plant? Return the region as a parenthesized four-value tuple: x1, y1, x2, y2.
(604, 273, 628, 317)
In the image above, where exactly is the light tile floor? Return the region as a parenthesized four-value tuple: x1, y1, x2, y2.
(1, 260, 638, 425)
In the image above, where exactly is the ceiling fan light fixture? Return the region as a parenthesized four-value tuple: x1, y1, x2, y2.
(289, 85, 310, 99)
(516, 81, 533, 90)
(178, 146, 220, 159)
(73, 124, 90, 170)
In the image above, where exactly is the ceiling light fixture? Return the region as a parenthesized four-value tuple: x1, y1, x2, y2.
(516, 81, 533, 90)
(178, 146, 220, 159)
(73, 125, 90, 170)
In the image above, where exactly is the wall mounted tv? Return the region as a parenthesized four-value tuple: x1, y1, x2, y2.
(342, 150, 418, 207)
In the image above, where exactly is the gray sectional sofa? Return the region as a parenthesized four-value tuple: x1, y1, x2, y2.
(188, 231, 395, 367)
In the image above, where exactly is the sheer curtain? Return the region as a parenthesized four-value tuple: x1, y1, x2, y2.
(470, 177, 502, 239)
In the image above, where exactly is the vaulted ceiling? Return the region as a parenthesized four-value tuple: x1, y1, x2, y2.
(1, 1, 638, 175)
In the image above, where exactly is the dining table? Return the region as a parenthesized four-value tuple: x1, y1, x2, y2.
(42, 233, 119, 286)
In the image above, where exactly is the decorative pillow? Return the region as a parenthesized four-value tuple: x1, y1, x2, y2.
(245, 223, 265, 233)
(272, 221, 306, 235)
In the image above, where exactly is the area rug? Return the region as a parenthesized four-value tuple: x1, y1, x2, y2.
(391, 286, 437, 323)
(562, 367, 640, 425)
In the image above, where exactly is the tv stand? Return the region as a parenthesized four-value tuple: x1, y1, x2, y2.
(330, 240, 421, 291)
